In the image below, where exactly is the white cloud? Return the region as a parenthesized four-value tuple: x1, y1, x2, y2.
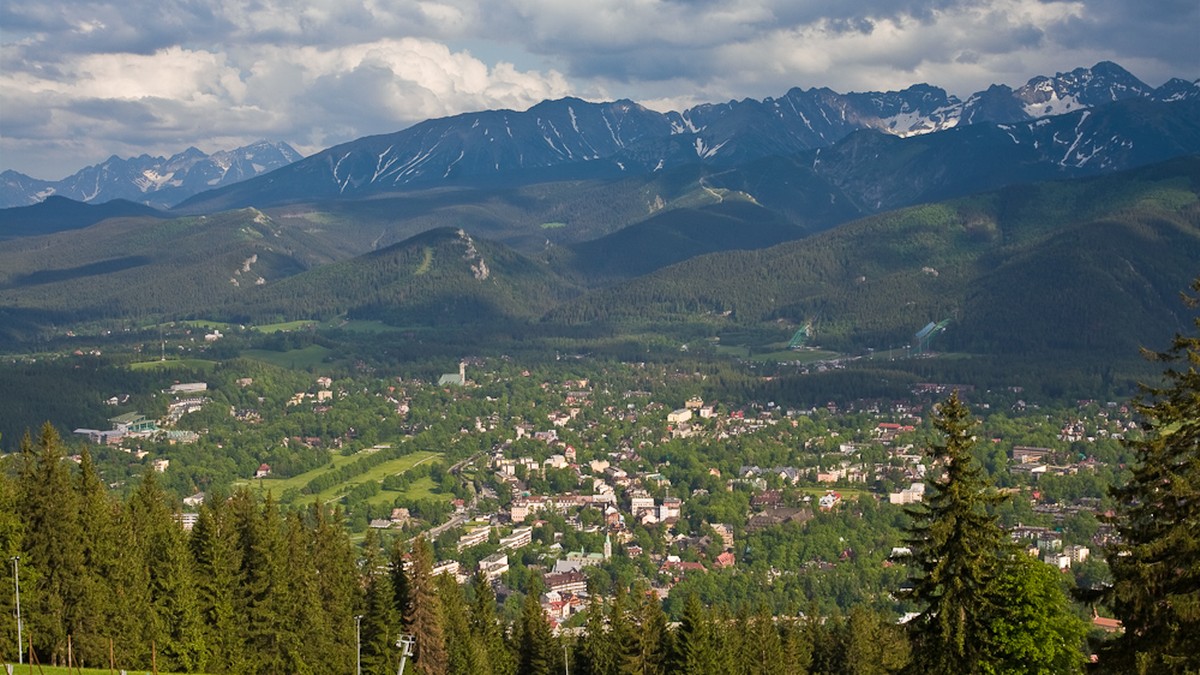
(0, 0, 1194, 178)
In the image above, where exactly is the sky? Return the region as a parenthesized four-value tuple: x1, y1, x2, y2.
(2, 0, 1197, 179)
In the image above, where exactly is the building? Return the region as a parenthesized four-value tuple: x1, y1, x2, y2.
(478, 553, 509, 582)
(73, 428, 124, 445)
(1012, 446, 1052, 463)
(628, 490, 655, 515)
(439, 362, 467, 386)
(889, 482, 926, 505)
(500, 526, 533, 551)
(168, 382, 208, 394)
(659, 497, 682, 520)
(544, 570, 588, 595)
(818, 491, 842, 511)
(109, 412, 157, 434)
(431, 560, 460, 579)
(457, 525, 491, 551)
(667, 408, 693, 424)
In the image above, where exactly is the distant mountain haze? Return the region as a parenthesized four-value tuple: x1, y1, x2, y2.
(0, 140, 303, 209)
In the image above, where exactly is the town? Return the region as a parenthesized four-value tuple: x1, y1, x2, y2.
(57, 351, 1132, 632)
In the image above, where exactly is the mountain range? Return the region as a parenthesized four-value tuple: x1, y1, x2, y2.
(2, 62, 1194, 213)
(0, 140, 302, 209)
(174, 61, 1198, 212)
(0, 61, 1198, 367)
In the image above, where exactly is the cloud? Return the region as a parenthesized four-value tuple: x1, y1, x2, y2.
(1, 36, 570, 178)
(1, 0, 1196, 179)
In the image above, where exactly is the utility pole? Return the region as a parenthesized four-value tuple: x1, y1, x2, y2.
(396, 634, 415, 675)
(355, 615, 363, 675)
(10, 556, 21, 665)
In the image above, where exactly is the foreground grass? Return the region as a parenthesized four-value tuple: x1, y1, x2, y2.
(4, 662, 199, 667)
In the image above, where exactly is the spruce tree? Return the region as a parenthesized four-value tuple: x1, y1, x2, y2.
(361, 529, 400, 675)
(470, 572, 516, 675)
(576, 594, 612, 675)
(19, 423, 86, 665)
(637, 588, 671, 675)
(844, 607, 910, 675)
(779, 616, 814, 675)
(743, 606, 787, 675)
(516, 580, 554, 675)
(1102, 278, 1200, 672)
(128, 468, 206, 672)
(0, 469, 23, 663)
(436, 572, 486, 674)
(72, 447, 118, 666)
(902, 392, 1006, 674)
(190, 500, 244, 672)
(306, 503, 360, 673)
(668, 593, 720, 674)
(406, 535, 448, 675)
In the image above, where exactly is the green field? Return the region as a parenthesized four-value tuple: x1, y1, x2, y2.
(367, 475, 444, 506)
(328, 319, 398, 333)
(129, 358, 219, 371)
(243, 449, 442, 503)
(241, 344, 333, 369)
(251, 320, 319, 333)
(715, 344, 840, 364)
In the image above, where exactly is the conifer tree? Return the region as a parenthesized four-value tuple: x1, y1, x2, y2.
(128, 468, 206, 672)
(229, 490, 294, 673)
(306, 503, 360, 673)
(190, 500, 244, 673)
(279, 512, 331, 672)
(107, 499, 154, 668)
(72, 447, 118, 666)
(470, 572, 516, 675)
(1102, 278, 1200, 672)
(516, 580, 555, 675)
(0, 471, 21, 663)
(407, 535, 448, 675)
(361, 529, 400, 675)
(844, 607, 909, 675)
(668, 593, 721, 674)
(902, 392, 1006, 674)
(576, 594, 612, 675)
(19, 423, 86, 665)
(779, 616, 814, 675)
(742, 606, 787, 675)
(607, 584, 638, 673)
(620, 586, 669, 675)
(436, 572, 486, 674)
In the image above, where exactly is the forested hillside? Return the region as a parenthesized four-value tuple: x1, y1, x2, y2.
(551, 156, 1200, 357)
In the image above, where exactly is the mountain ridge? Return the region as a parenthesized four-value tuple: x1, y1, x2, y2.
(0, 140, 303, 209)
(175, 61, 1198, 211)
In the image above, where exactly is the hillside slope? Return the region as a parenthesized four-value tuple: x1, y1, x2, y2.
(548, 156, 1200, 358)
